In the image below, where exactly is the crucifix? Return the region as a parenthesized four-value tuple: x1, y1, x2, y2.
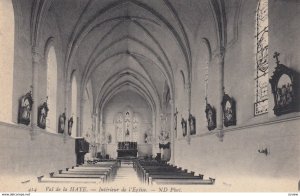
(273, 52, 280, 65)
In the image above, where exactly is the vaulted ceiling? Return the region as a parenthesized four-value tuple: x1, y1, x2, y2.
(39, 0, 219, 113)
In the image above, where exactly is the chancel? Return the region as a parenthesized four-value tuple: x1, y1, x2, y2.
(0, 0, 299, 192)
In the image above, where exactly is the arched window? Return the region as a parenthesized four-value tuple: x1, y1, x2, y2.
(82, 86, 92, 139)
(254, 0, 269, 116)
(114, 108, 138, 142)
(201, 38, 211, 102)
(71, 74, 78, 137)
(46, 46, 57, 132)
(116, 113, 123, 142)
(0, 0, 14, 123)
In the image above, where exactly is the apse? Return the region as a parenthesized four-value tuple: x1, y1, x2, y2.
(101, 89, 153, 159)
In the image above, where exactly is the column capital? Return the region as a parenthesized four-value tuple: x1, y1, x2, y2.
(32, 48, 43, 64)
(184, 82, 191, 90)
(212, 47, 226, 61)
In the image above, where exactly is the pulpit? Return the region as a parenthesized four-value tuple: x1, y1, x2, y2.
(75, 138, 89, 165)
(117, 142, 138, 158)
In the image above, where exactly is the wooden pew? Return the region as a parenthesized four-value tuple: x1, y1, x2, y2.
(149, 177, 215, 185)
(71, 161, 119, 182)
(38, 160, 120, 184)
(38, 176, 104, 183)
(135, 159, 215, 185)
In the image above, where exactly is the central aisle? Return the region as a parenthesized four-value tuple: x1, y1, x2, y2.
(111, 162, 141, 186)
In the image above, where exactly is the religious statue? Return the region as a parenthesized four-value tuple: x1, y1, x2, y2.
(68, 116, 73, 136)
(224, 101, 233, 121)
(37, 101, 49, 129)
(58, 113, 66, 134)
(174, 108, 178, 138)
(188, 114, 196, 135)
(144, 133, 149, 143)
(158, 130, 169, 144)
(181, 118, 187, 137)
(107, 134, 112, 144)
(18, 91, 33, 126)
(205, 103, 216, 131)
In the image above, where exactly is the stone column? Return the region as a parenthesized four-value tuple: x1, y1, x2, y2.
(152, 112, 159, 156)
(186, 82, 191, 115)
(64, 80, 71, 141)
(78, 96, 85, 137)
(211, 48, 225, 142)
(30, 48, 42, 140)
(216, 49, 225, 131)
(169, 98, 175, 164)
(99, 112, 106, 156)
(92, 113, 97, 158)
(185, 83, 191, 144)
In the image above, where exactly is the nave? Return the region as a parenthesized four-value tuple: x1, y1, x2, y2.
(0, 0, 299, 192)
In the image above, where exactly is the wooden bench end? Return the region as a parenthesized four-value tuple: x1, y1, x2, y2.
(37, 175, 44, 182)
(49, 172, 54, 177)
(209, 177, 216, 184)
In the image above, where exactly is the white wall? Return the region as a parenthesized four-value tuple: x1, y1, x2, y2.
(174, 117, 300, 191)
(0, 122, 76, 178)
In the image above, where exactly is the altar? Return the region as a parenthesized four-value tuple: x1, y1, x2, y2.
(117, 142, 138, 158)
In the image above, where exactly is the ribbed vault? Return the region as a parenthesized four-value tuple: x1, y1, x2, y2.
(48, 0, 197, 112)
(30, 0, 219, 141)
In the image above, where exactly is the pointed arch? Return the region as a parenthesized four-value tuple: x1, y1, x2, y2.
(82, 85, 93, 141)
(71, 71, 78, 137)
(45, 39, 58, 132)
(201, 38, 212, 100)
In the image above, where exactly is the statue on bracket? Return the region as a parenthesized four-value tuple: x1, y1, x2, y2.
(58, 112, 66, 134)
(18, 90, 33, 126)
(107, 134, 112, 144)
(188, 114, 196, 135)
(205, 103, 216, 131)
(144, 133, 148, 143)
(174, 108, 178, 138)
(158, 130, 170, 144)
(221, 93, 236, 127)
(269, 52, 299, 116)
(67, 116, 73, 136)
(181, 118, 187, 137)
(37, 99, 49, 129)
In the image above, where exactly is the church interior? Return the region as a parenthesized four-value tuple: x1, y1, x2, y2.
(0, 0, 299, 192)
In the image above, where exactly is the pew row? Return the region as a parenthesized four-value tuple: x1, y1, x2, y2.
(38, 160, 120, 184)
(133, 160, 215, 185)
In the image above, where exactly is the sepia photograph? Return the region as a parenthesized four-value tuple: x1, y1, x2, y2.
(0, 0, 299, 194)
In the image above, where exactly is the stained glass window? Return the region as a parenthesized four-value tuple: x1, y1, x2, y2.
(115, 110, 139, 142)
(255, 0, 269, 116)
